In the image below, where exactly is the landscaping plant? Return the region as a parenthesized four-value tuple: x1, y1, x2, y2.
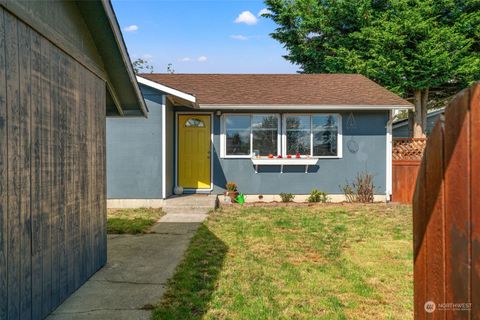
(225, 182, 239, 202)
(340, 171, 376, 203)
(279, 192, 295, 202)
(307, 189, 328, 203)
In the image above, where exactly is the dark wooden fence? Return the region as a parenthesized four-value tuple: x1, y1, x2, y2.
(392, 138, 426, 204)
(0, 9, 107, 319)
(413, 82, 479, 319)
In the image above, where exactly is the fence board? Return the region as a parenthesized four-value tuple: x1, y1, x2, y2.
(470, 83, 480, 319)
(40, 34, 53, 319)
(392, 160, 421, 204)
(0, 8, 7, 320)
(6, 13, 21, 319)
(30, 28, 43, 319)
(444, 88, 471, 320)
(18, 20, 32, 320)
(414, 82, 479, 319)
(424, 122, 445, 319)
(413, 158, 427, 319)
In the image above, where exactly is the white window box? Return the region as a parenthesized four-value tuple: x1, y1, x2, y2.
(251, 157, 318, 173)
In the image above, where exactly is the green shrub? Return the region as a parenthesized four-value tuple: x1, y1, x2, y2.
(308, 189, 328, 203)
(279, 193, 295, 202)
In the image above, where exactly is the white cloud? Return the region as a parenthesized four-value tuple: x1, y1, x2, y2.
(123, 25, 139, 32)
(234, 11, 258, 25)
(258, 8, 272, 17)
(197, 56, 208, 62)
(179, 57, 192, 62)
(142, 54, 153, 60)
(230, 34, 249, 41)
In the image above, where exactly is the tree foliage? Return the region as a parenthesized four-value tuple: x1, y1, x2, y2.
(264, 0, 479, 130)
(132, 58, 154, 74)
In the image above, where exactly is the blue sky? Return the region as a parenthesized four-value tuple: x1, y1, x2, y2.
(112, 0, 298, 74)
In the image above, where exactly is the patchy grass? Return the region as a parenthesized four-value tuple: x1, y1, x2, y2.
(107, 208, 164, 234)
(152, 203, 413, 319)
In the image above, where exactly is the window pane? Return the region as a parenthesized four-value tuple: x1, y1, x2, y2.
(252, 115, 278, 156)
(185, 118, 205, 127)
(286, 115, 311, 155)
(286, 115, 310, 130)
(313, 115, 338, 156)
(286, 130, 311, 155)
(225, 115, 250, 155)
(225, 115, 250, 129)
(312, 115, 337, 130)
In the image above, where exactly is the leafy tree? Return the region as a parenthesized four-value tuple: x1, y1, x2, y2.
(264, 0, 479, 137)
(132, 58, 154, 74)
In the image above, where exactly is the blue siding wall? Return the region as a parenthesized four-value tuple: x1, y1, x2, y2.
(210, 111, 388, 195)
(107, 86, 164, 199)
(107, 96, 388, 198)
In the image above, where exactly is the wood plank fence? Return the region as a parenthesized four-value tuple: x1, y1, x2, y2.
(413, 82, 479, 319)
(392, 138, 427, 204)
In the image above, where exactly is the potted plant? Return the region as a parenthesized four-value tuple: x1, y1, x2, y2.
(225, 182, 239, 201)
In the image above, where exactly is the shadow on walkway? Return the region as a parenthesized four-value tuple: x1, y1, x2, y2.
(152, 224, 228, 320)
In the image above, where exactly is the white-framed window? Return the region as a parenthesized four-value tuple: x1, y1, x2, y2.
(221, 114, 281, 158)
(221, 113, 342, 158)
(282, 114, 342, 158)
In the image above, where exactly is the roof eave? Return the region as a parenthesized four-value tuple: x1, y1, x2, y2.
(136, 76, 197, 107)
(100, 0, 148, 117)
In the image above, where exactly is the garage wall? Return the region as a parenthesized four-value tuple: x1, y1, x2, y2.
(0, 8, 106, 319)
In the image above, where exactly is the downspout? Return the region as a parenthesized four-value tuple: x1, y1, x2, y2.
(386, 110, 394, 202)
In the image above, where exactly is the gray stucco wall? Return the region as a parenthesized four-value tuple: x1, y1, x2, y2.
(210, 110, 388, 195)
(107, 85, 164, 199)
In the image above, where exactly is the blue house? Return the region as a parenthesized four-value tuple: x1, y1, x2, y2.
(107, 74, 412, 206)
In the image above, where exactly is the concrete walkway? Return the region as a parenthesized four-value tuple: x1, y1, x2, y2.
(47, 195, 216, 320)
(47, 222, 200, 320)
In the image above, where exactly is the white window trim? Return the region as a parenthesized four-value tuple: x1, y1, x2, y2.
(282, 113, 342, 159)
(221, 113, 342, 159)
(220, 113, 281, 158)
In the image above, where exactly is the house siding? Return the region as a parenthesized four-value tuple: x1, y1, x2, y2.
(0, 7, 106, 319)
(211, 110, 387, 195)
(107, 85, 388, 199)
(107, 86, 165, 199)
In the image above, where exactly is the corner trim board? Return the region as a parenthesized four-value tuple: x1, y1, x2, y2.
(162, 95, 167, 199)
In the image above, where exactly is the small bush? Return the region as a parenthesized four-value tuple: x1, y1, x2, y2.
(340, 171, 376, 203)
(279, 193, 295, 202)
(308, 189, 328, 203)
(226, 182, 237, 191)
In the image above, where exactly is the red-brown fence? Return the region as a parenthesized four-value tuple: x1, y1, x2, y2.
(392, 138, 426, 203)
(413, 82, 479, 319)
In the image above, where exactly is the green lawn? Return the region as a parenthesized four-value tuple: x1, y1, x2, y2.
(153, 204, 413, 320)
(107, 208, 164, 234)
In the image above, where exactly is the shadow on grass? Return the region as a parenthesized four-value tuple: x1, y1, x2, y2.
(152, 224, 228, 320)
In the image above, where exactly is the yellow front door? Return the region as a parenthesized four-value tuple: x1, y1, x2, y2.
(178, 114, 211, 189)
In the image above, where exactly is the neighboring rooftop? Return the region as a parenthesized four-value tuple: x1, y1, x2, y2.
(139, 73, 412, 108)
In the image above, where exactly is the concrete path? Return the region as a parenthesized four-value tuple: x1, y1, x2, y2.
(47, 195, 217, 320)
(47, 222, 201, 320)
